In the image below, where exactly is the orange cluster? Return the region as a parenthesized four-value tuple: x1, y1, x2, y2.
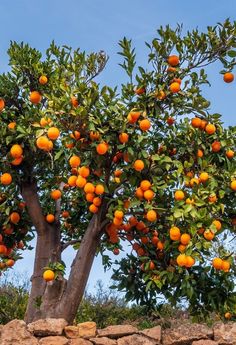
(212, 258, 230, 271)
(135, 180, 155, 201)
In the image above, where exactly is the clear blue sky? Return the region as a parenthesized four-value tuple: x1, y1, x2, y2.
(1, 0, 235, 291)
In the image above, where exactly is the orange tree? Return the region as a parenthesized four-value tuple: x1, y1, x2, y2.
(0, 20, 235, 323)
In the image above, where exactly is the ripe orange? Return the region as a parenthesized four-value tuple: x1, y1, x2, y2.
(144, 189, 154, 201)
(133, 159, 145, 171)
(68, 175, 77, 187)
(95, 184, 105, 195)
(36, 136, 49, 150)
(211, 141, 221, 152)
(0, 98, 5, 112)
(69, 155, 81, 168)
(43, 269, 55, 282)
(203, 230, 215, 240)
(208, 194, 217, 203)
(176, 254, 186, 266)
(221, 260, 230, 272)
(40, 117, 51, 127)
(223, 72, 234, 83)
(170, 226, 181, 241)
(8, 122, 16, 130)
(128, 111, 141, 123)
(226, 150, 234, 159)
(114, 170, 123, 177)
(89, 204, 98, 213)
(71, 96, 79, 107)
(134, 86, 145, 95)
(135, 187, 144, 199)
(39, 75, 48, 85)
(11, 157, 23, 166)
(200, 119, 208, 130)
(157, 240, 164, 250)
(96, 142, 109, 155)
(10, 212, 20, 224)
(190, 177, 200, 187)
(47, 127, 60, 140)
(174, 190, 185, 201)
(156, 90, 166, 100)
(167, 55, 179, 66)
(139, 119, 151, 131)
(114, 210, 124, 219)
(6, 259, 15, 267)
(167, 117, 175, 125)
(191, 117, 202, 128)
(178, 244, 186, 252)
(50, 189, 62, 200)
(140, 180, 151, 191)
(197, 149, 204, 158)
(10, 144, 23, 158)
(146, 210, 157, 222)
(119, 133, 129, 144)
(185, 256, 195, 268)
(62, 211, 69, 218)
(186, 198, 194, 205)
(169, 82, 180, 93)
(230, 180, 236, 191)
(167, 66, 176, 73)
(199, 172, 209, 183)
(212, 258, 223, 270)
(205, 123, 216, 135)
(76, 176, 87, 188)
(29, 91, 42, 104)
(86, 193, 95, 203)
(46, 214, 55, 223)
(180, 233, 191, 245)
(84, 182, 95, 194)
(1, 173, 12, 185)
(89, 131, 100, 141)
(212, 220, 222, 231)
(79, 166, 90, 178)
(70, 131, 81, 140)
(93, 197, 101, 207)
(224, 312, 232, 319)
(0, 244, 7, 255)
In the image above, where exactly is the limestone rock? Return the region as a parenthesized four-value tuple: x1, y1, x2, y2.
(69, 339, 93, 345)
(77, 321, 97, 338)
(98, 325, 138, 339)
(139, 325, 161, 343)
(64, 325, 80, 338)
(0, 319, 38, 345)
(192, 340, 219, 345)
(39, 335, 69, 345)
(90, 336, 117, 345)
(162, 323, 213, 345)
(117, 334, 156, 345)
(28, 318, 68, 336)
(214, 322, 236, 345)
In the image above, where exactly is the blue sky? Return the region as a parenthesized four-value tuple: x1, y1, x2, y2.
(1, 0, 236, 291)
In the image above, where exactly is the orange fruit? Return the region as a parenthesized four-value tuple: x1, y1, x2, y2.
(95, 184, 105, 195)
(174, 190, 185, 201)
(71, 96, 79, 107)
(128, 111, 141, 123)
(186, 198, 194, 205)
(50, 189, 62, 200)
(0, 98, 5, 112)
(47, 127, 60, 140)
(190, 177, 199, 187)
(86, 193, 95, 203)
(76, 176, 87, 188)
(169, 82, 180, 93)
(140, 180, 151, 191)
(6, 259, 15, 267)
(170, 226, 181, 241)
(67, 175, 77, 187)
(230, 180, 236, 191)
(10, 212, 20, 224)
(185, 256, 195, 268)
(167, 55, 179, 66)
(212, 220, 222, 231)
(119, 133, 129, 143)
(167, 66, 176, 73)
(134, 86, 145, 95)
(223, 72, 234, 83)
(203, 230, 214, 240)
(36, 136, 49, 150)
(208, 194, 217, 203)
(39, 75, 48, 85)
(199, 172, 209, 183)
(46, 214, 55, 223)
(0, 244, 7, 255)
(180, 233, 191, 245)
(224, 312, 232, 319)
(43, 269, 55, 282)
(89, 204, 98, 213)
(157, 240, 164, 250)
(93, 197, 101, 207)
(114, 170, 123, 177)
(114, 210, 124, 219)
(178, 244, 186, 252)
(211, 141, 221, 152)
(1, 173, 12, 185)
(149, 261, 155, 270)
(156, 90, 166, 100)
(135, 187, 144, 199)
(146, 210, 157, 222)
(167, 117, 175, 125)
(133, 160, 145, 171)
(10, 144, 23, 158)
(40, 117, 51, 127)
(226, 150, 234, 159)
(205, 123, 216, 135)
(62, 211, 69, 218)
(191, 117, 202, 128)
(79, 166, 90, 178)
(139, 119, 151, 131)
(70, 131, 81, 140)
(144, 189, 154, 201)
(200, 119, 208, 130)
(89, 131, 100, 141)
(221, 260, 230, 272)
(11, 157, 23, 166)
(197, 149, 204, 158)
(96, 142, 109, 155)
(29, 91, 42, 104)
(69, 155, 81, 168)
(8, 122, 16, 130)
(176, 254, 186, 266)
(84, 182, 95, 194)
(212, 258, 223, 270)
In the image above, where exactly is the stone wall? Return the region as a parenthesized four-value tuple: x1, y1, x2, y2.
(0, 318, 235, 345)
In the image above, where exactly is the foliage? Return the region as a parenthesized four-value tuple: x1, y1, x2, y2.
(0, 19, 235, 319)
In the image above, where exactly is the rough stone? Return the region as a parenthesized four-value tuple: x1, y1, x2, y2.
(77, 321, 97, 338)
(162, 323, 213, 345)
(39, 335, 69, 345)
(0, 319, 38, 345)
(97, 325, 138, 339)
(192, 340, 219, 345)
(69, 339, 93, 345)
(214, 322, 236, 345)
(64, 325, 80, 338)
(139, 325, 161, 343)
(28, 318, 68, 336)
(90, 336, 117, 345)
(117, 334, 156, 345)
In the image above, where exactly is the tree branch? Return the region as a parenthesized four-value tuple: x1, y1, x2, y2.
(61, 239, 80, 252)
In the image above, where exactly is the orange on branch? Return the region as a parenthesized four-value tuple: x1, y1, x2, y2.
(212, 220, 222, 231)
(212, 258, 223, 270)
(169, 82, 180, 93)
(89, 204, 98, 213)
(180, 233, 191, 245)
(133, 159, 145, 171)
(191, 117, 202, 128)
(119, 132, 129, 144)
(39, 75, 48, 85)
(69, 155, 81, 168)
(84, 182, 95, 194)
(146, 210, 157, 222)
(170, 226, 181, 241)
(76, 176, 87, 188)
(230, 180, 236, 191)
(205, 123, 216, 135)
(50, 189, 62, 200)
(43, 269, 55, 282)
(95, 184, 105, 195)
(223, 72, 234, 83)
(79, 166, 90, 178)
(199, 172, 209, 183)
(29, 91, 42, 104)
(96, 142, 109, 155)
(140, 180, 151, 191)
(47, 127, 60, 140)
(167, 55, 179, 66)
(226, 150, 234, 159)
(174, 190, 185, 201)
(10, 212, 20, 224)
(46, 214, 55, 223)
(1, 173, 12, 185)
(11, 156, 23, 166)
(10, 144, 23, 158)
(0, 98, 5, 112)
(8, 122, 16, 129)
(144, 189, 154, 201)
(139, 119, 151, 131)
(211, 141, 221, 152)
